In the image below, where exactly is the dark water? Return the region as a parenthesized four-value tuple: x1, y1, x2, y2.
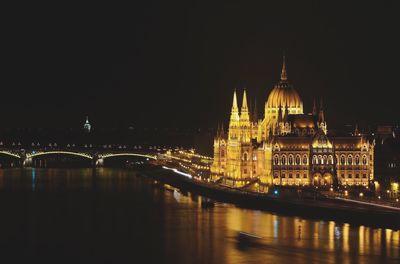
(0, 168, 399, 264)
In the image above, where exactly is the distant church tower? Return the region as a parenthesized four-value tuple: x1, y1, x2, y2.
(83, 116, 91, 133)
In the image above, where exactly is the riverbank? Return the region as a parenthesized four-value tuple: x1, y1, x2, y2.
(141, 166, 400, 230)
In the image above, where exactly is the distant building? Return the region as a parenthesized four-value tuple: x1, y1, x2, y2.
(83, 116, 91, 133)
(211, 57, 375, 187)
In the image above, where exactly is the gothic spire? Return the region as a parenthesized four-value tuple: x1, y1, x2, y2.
(240, 89, 250, 127)
(354, 123, 359, 136)
(241, 89, 248, 110)
(229, 90, 240, 128)
(280, 54, 288, 81)
(318, 98, 325, 123)
(312, 98, 317, 116)
(232, 90, 238, 112)
(220, 123, 225, 137)
(252, 99, 258, 122)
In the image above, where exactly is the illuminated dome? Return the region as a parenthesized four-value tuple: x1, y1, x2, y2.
(265, 57, 303, 114)
(266, 82, 302, 108)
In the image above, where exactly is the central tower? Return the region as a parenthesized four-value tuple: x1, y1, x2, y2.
(261, 56, 303, 140)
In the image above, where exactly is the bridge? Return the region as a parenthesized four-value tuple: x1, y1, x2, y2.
(0, 148, 158, 167)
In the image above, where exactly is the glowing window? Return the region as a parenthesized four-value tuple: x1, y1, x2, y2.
(295, 155, 300, 165)
(362, 155, 367, 165)
(355, 155, 360, 165)
(274, 155, 279, 165)
(312, 155, 317, 164)
(348, 156, 352, 165)
(288, 155, 293, 165)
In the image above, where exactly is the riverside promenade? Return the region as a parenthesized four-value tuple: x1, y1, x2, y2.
(142, 165, 400, 230)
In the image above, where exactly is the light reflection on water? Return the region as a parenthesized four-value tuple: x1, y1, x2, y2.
(0, 168, 398, 264)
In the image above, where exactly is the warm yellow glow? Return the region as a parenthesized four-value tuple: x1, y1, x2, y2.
(211, 65, 374, 188)
(392, 182, 399, 192)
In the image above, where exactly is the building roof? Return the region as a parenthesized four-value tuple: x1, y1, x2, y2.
(288, 114, 316, 128)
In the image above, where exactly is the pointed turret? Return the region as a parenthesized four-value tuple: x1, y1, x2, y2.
(318, 98, 325, 123)
(240, 89, 251, 142)
(252, 99, 258, 123)
(240, 89, 250, 121)
(241, 89, 248, 109)
(232, 90, 238, 112)
(228, 90, 240, 140)
(216, 123, 220, 138)
(280, 54, 288, 81)
(229, 90, 240, 122)
(312, 98, 317, 116)
(318, 98, 327, 134)
(220, 123, 225, 138)
(354, 123, 359, 136)
(83, 116, 91, 133)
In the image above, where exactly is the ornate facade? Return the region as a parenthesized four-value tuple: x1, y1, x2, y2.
(211, 57, 374, 187)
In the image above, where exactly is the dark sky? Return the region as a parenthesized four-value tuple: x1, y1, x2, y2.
(3, 1, 399, 129)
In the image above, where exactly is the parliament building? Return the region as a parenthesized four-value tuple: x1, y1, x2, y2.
(211, 58, 374, 187)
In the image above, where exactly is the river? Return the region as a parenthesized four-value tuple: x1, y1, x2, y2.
(0, 168, 398, 263)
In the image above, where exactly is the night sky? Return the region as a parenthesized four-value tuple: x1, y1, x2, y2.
(3, 1, 399, 129)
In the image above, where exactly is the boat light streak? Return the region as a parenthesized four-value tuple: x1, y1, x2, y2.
(162, 166, 193, 178)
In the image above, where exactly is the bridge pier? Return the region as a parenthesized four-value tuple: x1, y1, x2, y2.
(22, 157, 32, 168)
(95, 158, 104, 167)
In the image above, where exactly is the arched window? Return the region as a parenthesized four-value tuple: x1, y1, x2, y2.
(323, 155, 328, 165)
(340, 155, 346, 165)
(355, 155, 360, 165)
(328, 155, 333, 165)
(302, 155, 308, 165)
(347, 155, 353, 165)
(273, 155, 279, 165)
(281, 155, 286, 165)
(288, 155, 294, 165)
(295, 155, 301, 165)
(362, 155, 368, 165)
(318, 155, 323, 165)
(312, 155, 317, 164)
(243, 152, 248, 161)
